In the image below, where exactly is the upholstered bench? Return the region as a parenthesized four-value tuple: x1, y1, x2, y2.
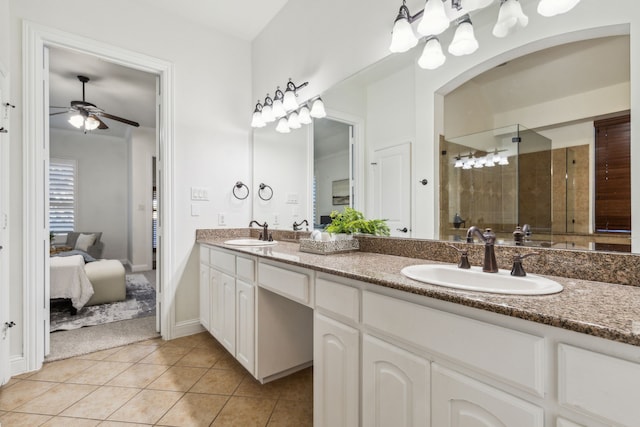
(84, 259, 126, 306)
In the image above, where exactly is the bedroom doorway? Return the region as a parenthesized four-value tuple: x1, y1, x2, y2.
(23, 21, 175, 372)
(46, 46, 160, 360)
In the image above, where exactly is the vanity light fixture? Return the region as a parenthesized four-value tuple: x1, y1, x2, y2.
(251, 78, 324, 130)
(389, 0, 580, 70)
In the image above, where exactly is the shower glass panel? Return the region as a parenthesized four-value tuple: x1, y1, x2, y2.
(440, 124, 552, 244)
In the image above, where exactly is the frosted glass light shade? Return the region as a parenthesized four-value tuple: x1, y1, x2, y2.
(298, 106, 312, 124)
(418, 38, 446, 70)
(85, 116, 100, 131)
(251, 111, 266, 128)
(68, 114, 84, 128)
(417, 0, 450, 36)
(462, 0, 494, 11)
(537, 0, 580, 17)
(454, 158, 464, 168)
(390, 18, 419, 53)
(261, 104, 275, 123)
(275, 117, 290, 133)
(310, 98, 327, 118)
(288, 112, 301, 129)
(499, 156, 509, 165)
(283, 89, 298, 111)
(493, 0, 528, 38)
(448, 21, 479, 56)
(272, 98, 286, 119)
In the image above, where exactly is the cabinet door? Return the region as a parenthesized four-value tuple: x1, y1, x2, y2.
(199, 263, 210, 330)
(314, 313, 359, 427)
(362, 334, 430, 427)
(432, 364, 543, 427)
(218, 271, 236, 354)
(236, 279, 255, 375)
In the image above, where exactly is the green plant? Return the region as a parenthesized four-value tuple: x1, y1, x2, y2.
(325, 207, 390, 236)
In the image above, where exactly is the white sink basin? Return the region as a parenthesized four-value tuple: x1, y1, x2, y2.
(224, 238, 277, 246)
(401, 264, 563, 295)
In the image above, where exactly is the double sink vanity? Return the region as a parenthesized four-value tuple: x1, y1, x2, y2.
(196, 228, 640, 427)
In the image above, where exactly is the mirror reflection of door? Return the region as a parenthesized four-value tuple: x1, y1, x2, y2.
(373, 142, 412, 237)
(313, 118, 352, 228)
(0, 66, 10, 386)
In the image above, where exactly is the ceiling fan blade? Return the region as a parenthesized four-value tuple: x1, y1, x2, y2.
(50, 111, 70, 116)
(93, 115, 109, 130)
(99, 112, 140, 128)
(50, 106, 70, 109)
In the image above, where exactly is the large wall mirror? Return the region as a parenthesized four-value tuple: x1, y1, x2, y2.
(252, 33, 632, 252)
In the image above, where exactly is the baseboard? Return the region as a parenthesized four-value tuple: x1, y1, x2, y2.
(11, 354, 28, 376)
(171, 319, 205, 339)
(130, 263, 150, 273)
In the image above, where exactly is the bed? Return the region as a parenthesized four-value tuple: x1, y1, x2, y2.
(50, 254, 95, 311)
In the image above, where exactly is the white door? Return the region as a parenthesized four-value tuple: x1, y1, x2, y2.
(362, 333, 430, 427)
(0, 63, 11, 385)
(372, 142, 411, 237)
(314, 313, 360, 427)
(432, 364, 544, 427)
(235, 279, 254, 374)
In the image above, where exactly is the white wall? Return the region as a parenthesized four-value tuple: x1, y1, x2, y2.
(253, 0, 639, 250)
(50, 129, 128, 260)
(128, 127, 155, 272)
(8, 0, 252, 362)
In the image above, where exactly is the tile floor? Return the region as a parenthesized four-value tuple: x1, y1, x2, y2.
(0, 332, 313, 426)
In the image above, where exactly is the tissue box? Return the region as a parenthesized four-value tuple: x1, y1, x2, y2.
(299, 237, 359, 254)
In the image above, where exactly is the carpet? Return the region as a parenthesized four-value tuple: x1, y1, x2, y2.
(50, 273, 156, 332)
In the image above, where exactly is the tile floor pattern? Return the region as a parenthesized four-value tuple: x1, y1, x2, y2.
(0, 332, 313, 426)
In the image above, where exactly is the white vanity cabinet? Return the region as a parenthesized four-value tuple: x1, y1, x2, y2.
(199, 245, 256, 375)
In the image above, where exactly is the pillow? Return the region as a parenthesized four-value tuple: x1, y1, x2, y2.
(75, 233, 96, 252)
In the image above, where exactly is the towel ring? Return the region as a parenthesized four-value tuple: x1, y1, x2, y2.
(258, 183, 273, 201)
(232, 181, 249, 200)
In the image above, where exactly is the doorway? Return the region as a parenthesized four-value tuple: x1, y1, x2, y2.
(23, 21, 174, 372)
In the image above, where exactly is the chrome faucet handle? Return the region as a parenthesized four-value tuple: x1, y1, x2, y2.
(446, 244, 471, 269)
(510, 252, 540, 277)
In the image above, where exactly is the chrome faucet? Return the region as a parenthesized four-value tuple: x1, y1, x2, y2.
(466, 226, 498, 273)
(293, 219, 309, 231)
(249, 220, 271, 241)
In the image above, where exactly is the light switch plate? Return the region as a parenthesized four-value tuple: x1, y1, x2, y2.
(191, 204, 201, 216)
(191, 187, 210, 201)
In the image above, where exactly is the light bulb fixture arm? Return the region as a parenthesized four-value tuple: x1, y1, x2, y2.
(286, 79, 308, 92)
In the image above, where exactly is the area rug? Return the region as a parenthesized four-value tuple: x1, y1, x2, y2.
(50, 273, 156, 332)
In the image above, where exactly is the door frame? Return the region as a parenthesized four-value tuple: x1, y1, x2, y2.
(0, 59, 10, 385)
(22, 21, 175, 372)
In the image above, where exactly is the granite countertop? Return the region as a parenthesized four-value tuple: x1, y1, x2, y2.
(197, 236, 640, 348)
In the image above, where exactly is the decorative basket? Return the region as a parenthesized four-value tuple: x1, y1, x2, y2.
(299, 236, 359, 255)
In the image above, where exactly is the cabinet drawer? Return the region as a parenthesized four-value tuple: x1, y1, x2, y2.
(362, 291, 545, 396)
(199, 245, 210, 264)
(258, 262, 311, 306)
(316, 277, 359, 323)
(236, 256, 255, 283)
(558, 344, 640, 427)
(211, 248, 236, 274)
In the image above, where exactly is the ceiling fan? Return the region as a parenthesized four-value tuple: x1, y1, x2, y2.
(50, 75, 140, 131)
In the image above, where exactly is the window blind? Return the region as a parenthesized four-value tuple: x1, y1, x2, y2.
(49, 158, 76, 233)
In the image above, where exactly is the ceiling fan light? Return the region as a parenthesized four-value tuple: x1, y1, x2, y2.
(499, 156, 509, 165)
(454, 158, 464, 168)
(68, 114, 84, 129)
(418, 37, 446, 70)
(288, 112, 301, 129)
(390, 4, 419, 53)
(298, 106, 312, 124)
(417, 0, 450, 37)
(310, 98, 327, 118)
(275, 117, 290, 133)
(537, 0, 580, 17)
(85, 116, 100, 131)
(448, 20, 479, 56)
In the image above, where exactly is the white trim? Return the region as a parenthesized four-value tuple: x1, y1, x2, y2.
(0, 59, 11, 386)
(22, 21, 175, 372)
(172, 319, 206, 339)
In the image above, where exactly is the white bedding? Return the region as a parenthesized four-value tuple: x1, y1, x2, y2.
(50, 254, 95, 310)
